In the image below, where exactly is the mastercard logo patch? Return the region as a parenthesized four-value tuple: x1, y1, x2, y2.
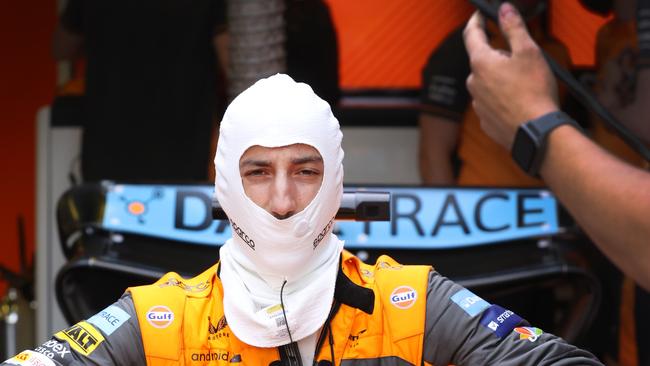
(390, 286, 417, 309)
(146, 305, 174, 329)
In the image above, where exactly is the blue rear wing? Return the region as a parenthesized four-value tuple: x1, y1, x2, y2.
(101, 184, 560, 249)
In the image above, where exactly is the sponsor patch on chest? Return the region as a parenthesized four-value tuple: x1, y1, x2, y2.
(186, 349, 242, 364)
(146, 305, 175, 328)
(390, 286, 417, 309)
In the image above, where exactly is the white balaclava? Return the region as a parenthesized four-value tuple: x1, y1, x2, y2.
(215, 74, 344, 347)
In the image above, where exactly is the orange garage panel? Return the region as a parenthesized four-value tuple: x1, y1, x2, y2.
(326, 0, 611, 90)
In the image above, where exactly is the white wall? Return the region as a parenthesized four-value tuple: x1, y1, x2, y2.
(341, 127, 420, 185)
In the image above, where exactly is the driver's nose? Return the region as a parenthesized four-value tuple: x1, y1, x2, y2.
(268, 174, 297, 219)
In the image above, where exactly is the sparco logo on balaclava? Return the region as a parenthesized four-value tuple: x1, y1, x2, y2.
(230, 219, 254, 250)
(313, 218, 335, 249)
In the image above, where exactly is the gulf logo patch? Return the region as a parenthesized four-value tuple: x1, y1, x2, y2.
(4, 350, 55, 366)
(514, 327, 543, 342)
(146, 305, 174, 328)
(390, 286, 417, 309)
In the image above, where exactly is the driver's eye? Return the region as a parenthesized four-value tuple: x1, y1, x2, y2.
(245, 169, 267, 176)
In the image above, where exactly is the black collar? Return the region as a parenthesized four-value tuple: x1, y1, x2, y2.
(334, 258, 374, 315)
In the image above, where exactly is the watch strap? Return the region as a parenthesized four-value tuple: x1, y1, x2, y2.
(513, 110, 581, 176)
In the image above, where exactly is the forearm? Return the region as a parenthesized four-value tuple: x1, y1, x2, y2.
(419, 148, 455, 185)
(541, 125, 650, 290)
(418, 114, 460, 185)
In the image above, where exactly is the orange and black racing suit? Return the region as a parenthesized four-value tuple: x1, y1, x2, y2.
(2, 251, 602, 365)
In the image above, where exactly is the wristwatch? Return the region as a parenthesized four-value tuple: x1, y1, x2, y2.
(511, 111, 581, 177)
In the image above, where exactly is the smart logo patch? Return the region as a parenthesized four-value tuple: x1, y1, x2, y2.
(54, 321, 104, 356)
(450, 289, 490, 317)
(479, 304, 524, 338)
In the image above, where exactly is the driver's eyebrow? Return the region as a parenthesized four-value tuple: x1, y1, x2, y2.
(240, 159, 271, 168)
(292, 155, 323, 165)
(240, 155, 322, 168)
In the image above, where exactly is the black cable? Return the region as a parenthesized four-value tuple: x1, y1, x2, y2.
(280, 279, 294, 344)
(542, 54, 650, 161)
(469, 0, 650, 162)
(314, 301, 341, 364)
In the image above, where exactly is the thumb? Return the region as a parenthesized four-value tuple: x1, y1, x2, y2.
(498, 2, 536, 54)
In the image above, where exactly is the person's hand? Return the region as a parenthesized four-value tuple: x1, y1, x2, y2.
(463, 2, 560, 150)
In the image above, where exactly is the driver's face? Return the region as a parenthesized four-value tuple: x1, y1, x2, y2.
(239, 144, 324, 220)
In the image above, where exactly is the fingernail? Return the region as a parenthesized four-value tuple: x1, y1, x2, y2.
(499, 2, 518, 22)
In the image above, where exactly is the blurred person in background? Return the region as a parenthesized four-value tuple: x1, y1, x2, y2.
(52, 0, 229, 183)
(285, 0, 340, 108)
(582, 0, 650, 364)
(418, 0, 571, 186)
(52, 0, 339, 184)
(588, 0, 649, 162)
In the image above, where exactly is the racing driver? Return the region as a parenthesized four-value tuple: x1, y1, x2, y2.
(2, 74, 603, 366)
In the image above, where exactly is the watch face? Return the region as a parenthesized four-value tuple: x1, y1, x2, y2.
(511, 111, 574, 176)
(512, 127, 537, 173)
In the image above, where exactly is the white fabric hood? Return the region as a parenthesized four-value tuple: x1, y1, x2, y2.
(214, 73, 344, 347)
